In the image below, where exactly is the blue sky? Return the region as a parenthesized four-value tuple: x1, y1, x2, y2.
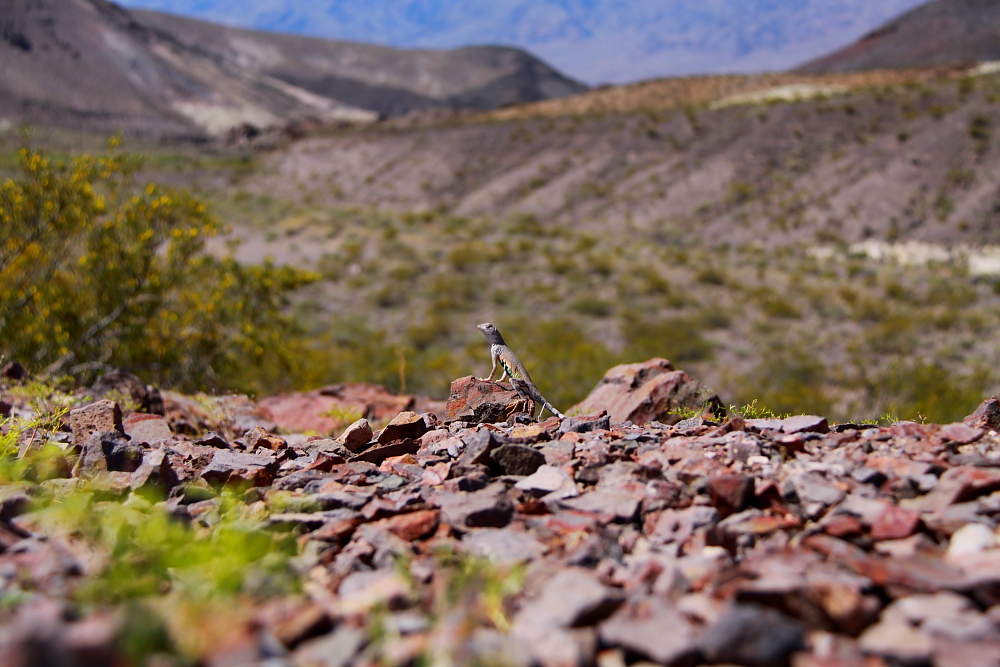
(117, 0, 930, 84)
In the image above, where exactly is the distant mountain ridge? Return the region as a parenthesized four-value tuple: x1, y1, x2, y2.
(798, 0, 1000, 74)
(0, 0, 584, 137)
(114, 0, 930, 84)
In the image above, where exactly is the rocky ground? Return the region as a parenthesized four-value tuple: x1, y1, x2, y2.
(3, 359, 1000, 667)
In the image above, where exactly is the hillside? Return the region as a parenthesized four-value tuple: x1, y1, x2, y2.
(799, 0, 1000, 74)
(115, 0, 928, 84)
(0, 0, 584, 138)
(131, 9, 587, 117)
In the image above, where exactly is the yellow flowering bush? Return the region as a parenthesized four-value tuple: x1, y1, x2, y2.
(0, 138, 318, 394)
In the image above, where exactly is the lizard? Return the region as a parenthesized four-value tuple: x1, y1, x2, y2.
(475, 322, 565, 419)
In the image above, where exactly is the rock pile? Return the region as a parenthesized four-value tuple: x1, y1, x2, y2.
(3, 369, 1000, 666)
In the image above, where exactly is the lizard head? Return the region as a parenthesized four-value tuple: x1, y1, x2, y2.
(477, 322, 505, 345)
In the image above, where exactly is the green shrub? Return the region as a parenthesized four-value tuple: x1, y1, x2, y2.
(0, 139, 318, 395)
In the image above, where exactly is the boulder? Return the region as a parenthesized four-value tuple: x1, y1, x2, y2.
(445, 376, 531, 424)
(568, 358, 720, 426)
(965, 397, 1000, 431)
(69, 400, 123, 450)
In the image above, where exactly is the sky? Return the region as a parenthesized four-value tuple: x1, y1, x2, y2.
(115, 0, 931, 84)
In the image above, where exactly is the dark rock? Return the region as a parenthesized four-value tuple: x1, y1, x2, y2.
(456, 428, 501, 468)
(492, 444, 546, 476)
(700, 604, 806, 667)
(966, 397, 1000, 432)
(558, 412, 611, 435)
(0, 399, 10, 418)
(377, 411, 430, 444)
(75, 431, 143, 476)
(445, 376, 531, 424)
(200, 450, 279, 487)
(438, 482, 514, 530)
(91, 369, 163, 415)
(599, 598, 699, 665)
(130, 448, 179, 492)
(1, 360, 27, 380)
(708, 474, 754, 518)
(192, 431, 230, 448)
(569, 358, 721, 426)
(69, 400, 123, 450)
(351, 438, 419, 465)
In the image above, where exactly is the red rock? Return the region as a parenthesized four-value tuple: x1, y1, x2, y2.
(708, 474, 754, 518)
(445, 376, 530, 424)
(244, 425, 287, 451)
(437, 482, 514, 530)
(122, 413, 172, 445)
(377, 411, 431, 444)
(337, 418, 374, 451)
(199, 450, 279, 487)
(907, 466, 1000, 512)
(823, 513, 865, 538)
(870, 505, 922, 541)
(69, 400, 123, 450)
(373, 510, 439, 542)
(351, 438, 420, 465)
(568, 358, 720, 426)
(965, 397, 1000, 431)
(937, 422, 984, 446)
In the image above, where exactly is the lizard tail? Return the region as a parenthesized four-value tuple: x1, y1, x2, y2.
(540, 399, 566, 419)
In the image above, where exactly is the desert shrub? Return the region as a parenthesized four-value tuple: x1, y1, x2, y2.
(863, 360, 993, 424)
(620, 312, 713, 364)
(735, 344, 832, 417)
(0, 140, 318, 394)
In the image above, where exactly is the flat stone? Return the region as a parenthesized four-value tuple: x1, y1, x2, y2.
(598, 598, 699, 665)
(793, 472, 845, 507)
(69, 400, 123, 450)
(945, 523, 997, 563)
(122, 413, 172, 445)
(514, 568, 623, 631)
(515, 465, 579, 500)
(351, 439, 419, 465)
(859, 620, 932, 664)
(781, 415, 830, 434)
(462, 528, 547, 564)
(456, 428, 501, 468)
(699, 604, 806, 667)
(558, 412, 611, 435)
(560, 490, 640, 522)
(938, 422, 985, 446)
(492, 444, 546, 476)
(438, 482, 514, 530)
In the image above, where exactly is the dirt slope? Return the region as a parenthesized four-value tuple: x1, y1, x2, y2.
(799, 0, 1000, 74)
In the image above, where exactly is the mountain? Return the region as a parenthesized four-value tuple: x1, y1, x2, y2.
(113, 0, 929, 84)
(131, 10, 587, 118)
(0, 0, 584, 138)
(798, 0, 1000, 74)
